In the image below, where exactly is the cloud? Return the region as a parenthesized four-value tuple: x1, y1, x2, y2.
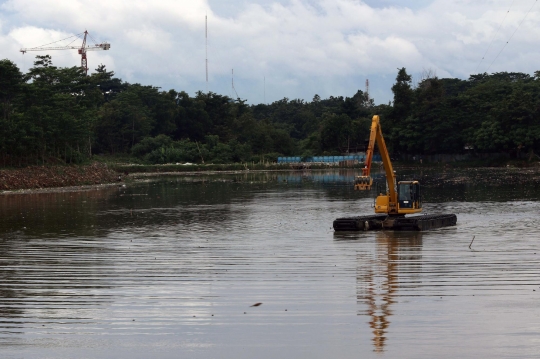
(1, 0, 539, 104)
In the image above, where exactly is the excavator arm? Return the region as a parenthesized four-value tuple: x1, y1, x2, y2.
(354, 119, 376, 190)
(354, 115, 401, 215)
(355, 116, 396, 194)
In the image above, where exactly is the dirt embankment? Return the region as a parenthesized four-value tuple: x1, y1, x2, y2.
(0, 163, 120, 191)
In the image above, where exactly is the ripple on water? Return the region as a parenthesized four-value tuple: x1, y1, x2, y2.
(1, 170, 540, 358)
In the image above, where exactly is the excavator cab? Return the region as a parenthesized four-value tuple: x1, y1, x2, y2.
(397, 181, 422, 212)
(354, 176, 373, 190)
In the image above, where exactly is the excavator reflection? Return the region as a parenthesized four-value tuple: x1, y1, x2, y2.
(356, 231, 423, 352)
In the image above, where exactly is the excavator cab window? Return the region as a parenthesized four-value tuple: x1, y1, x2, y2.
(398, 182, 421, 209)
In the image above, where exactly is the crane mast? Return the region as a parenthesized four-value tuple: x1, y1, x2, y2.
(20, 30, 111, 75)
(80, 30, 88, 74)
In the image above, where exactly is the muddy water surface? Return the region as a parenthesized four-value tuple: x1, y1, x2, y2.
(1, 168, 540, 358)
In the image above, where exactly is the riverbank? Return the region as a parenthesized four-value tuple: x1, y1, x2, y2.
(0, 162, 351, 192)
(0, 163, 119, 192)
(1, 159, 539, 193)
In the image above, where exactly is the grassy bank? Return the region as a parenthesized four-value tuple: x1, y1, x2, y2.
(112, 162, 365, 174)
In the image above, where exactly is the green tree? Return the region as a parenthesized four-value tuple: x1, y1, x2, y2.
(320, 113, 352, 153)
(17, 55, 95, 163)
(391, 67, 414, 119)
(96, 88, 153, 154)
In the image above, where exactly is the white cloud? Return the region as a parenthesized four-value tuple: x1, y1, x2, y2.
(0, 0, 539, 104)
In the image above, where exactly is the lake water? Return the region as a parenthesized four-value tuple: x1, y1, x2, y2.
(1, 168, 540, 358)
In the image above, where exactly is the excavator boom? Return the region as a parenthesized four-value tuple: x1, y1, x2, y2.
(354, 115, 399, 213)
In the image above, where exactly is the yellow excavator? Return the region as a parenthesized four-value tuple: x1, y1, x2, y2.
(354, 115, 422, 215)
(334, 115, 456, 231)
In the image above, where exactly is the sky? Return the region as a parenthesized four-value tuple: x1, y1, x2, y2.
(0, 0, 539, 105)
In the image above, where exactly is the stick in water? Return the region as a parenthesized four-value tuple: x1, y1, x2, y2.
(469, 235, 475, 249)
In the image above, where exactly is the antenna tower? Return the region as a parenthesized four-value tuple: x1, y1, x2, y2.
(232, 69, 239, 99)
(205, 15, 208, 92)
(365, 79, 370, 101)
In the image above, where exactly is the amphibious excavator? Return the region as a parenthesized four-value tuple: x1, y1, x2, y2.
(333, 115, 457, 231)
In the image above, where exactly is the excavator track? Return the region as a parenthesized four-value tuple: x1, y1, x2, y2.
(391, 214, 457, 231)
(333, 213, 457, 232)
(333, 214, 388, 231)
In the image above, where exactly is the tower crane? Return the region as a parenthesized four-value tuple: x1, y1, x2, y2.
(20, 30, 110, 75)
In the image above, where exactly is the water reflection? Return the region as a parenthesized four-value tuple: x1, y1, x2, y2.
(356, 231, 423, 353)
(0, 236, 115, 338)
(276, 169, 386, 185)
(0, 178, 261, 238)
(0, 188, 118, 238)
(2, 169, 540, 357)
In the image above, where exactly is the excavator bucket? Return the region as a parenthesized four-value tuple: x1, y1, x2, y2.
(354, 176, 373, 190)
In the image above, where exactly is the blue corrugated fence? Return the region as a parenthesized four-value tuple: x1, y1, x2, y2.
(277, 155, 382, 163)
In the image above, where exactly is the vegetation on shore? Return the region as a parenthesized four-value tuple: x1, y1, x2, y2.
(1, 56, 540, 169)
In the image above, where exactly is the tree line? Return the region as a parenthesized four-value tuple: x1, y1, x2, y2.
(1, 55, 539, 167)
